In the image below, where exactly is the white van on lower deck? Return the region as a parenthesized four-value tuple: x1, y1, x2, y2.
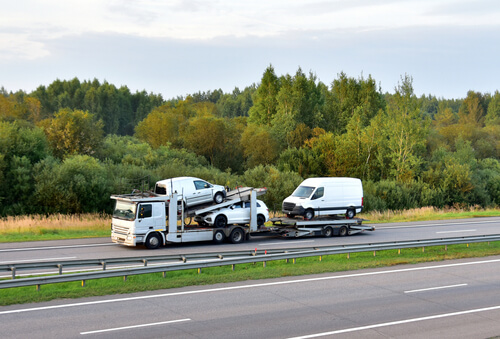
(282, 177, 363, 220)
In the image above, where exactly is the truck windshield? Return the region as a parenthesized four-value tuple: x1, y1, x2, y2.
(292, 186, 315, 198)
(113, 201, 137, 221)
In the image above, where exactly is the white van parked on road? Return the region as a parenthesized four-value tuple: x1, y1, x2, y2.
(154, 177, 226, 207)
(282, 177, 363, 220)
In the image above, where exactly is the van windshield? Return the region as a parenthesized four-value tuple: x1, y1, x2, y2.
(292, 186, 315, 198)
(113, 201, 137, 221)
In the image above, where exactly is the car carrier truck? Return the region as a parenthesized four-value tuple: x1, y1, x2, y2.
(111, 187, 374, 249)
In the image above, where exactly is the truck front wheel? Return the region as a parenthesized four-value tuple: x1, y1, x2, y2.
(145, 233, 162, 249)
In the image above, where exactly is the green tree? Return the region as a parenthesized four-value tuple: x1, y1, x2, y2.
(248, 65, 280, 125)
(39, 108, 104, 158)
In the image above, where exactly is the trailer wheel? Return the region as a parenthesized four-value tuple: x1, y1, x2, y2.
(346, 208, 356, 219)
(257, 214, 266, 226)
(214, 215, 227, 228)
(338, 226, 348, 237)
(213, 230, 226, 244)
(304, 209, 314, 220)
(145, 233, 162, 249)
(214, 192, 224, 204)
(229, 228, 245, 244)
(323, 226, 334, 237)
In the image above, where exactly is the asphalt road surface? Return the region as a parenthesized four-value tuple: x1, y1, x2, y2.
(1, 255, 500, 338)
(1, 217, 499, 267)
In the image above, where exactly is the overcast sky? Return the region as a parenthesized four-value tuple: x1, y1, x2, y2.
(1, 0, 499, 100)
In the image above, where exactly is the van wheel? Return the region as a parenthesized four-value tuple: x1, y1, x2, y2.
(323, 226, 333, 237)
(213, 230, 225, 244)
(229, 228, 245, 244)
(214, 215, 227, 228)
(145, 233, 162, 249)
(338, 226, 348, 237)
(257, 214, 266, 226)
(214, 192, 224, 204)
(346, 209, 356, 219)
(304, 209, 314, 220)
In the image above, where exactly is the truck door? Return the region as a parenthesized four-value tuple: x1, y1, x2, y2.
(137, 203, 164, 231)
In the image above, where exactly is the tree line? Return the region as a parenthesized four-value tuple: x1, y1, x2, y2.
(1, 66, 499, 216)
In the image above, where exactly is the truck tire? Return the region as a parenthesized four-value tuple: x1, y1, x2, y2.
(145, 233, 162, 249)
(257, 214, 266, 226)
(346, 208, 356, 219)
(214, 192, 224, 204)
(323, 226, 333, 237)
(304, 209, 314, 220)
(229, 228, 245, 244)
(338, 226, 348, 237)
(214, 215, 227, 228)
(213, 230, 226, 244)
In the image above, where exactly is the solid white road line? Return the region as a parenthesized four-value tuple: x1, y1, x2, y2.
(404, 283, 468, 293)
(260, 240, 315, 246)
(0, 257, 76, 264)
(378, 219, 498, 230)
(0, 243, 115, 252)
(2, 257, 500, 316)
(80, 318, 191, 335)
(436, 229, 476, 234)
(288, 305, 500, 338)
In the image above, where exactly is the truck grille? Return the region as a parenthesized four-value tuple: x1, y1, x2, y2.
(112, 224, 129, 235)
(282, 202, 295, 211)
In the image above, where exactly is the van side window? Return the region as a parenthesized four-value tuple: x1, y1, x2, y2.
(139, 204, 152, 219)
(194, 180, 211, 190)
(311, 187, 324, 200)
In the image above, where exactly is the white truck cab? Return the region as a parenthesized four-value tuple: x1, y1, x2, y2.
(282, 177, 363, 220)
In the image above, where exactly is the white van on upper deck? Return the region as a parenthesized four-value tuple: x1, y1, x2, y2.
(282, 177, 363, 220)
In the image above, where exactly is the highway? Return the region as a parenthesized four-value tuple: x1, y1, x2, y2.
(1, 217, 500, 338)
(1, 256, 500, 338)
(1, 217, 499, 265)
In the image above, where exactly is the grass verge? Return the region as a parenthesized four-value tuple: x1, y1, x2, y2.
(2, 241, 500, 306)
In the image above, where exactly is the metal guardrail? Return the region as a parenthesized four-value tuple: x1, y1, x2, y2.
(1, 234, 500, 290)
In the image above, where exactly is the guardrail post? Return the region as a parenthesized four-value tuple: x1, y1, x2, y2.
(347, 253, 350, 259)
(398, 249, 401, 255)
(232, 264, 235, 271)
(373, 251, 376, 257)
(101, 261, 106, 271)
(445, 245, 447, 251)
(263, 261, 266, 268)
(57, 264, 63, 275)
(10, 266, 16, 279)
(198, 268, 202, 274)
(81, 280, 86, 287)
(293, 258, 296, 264)
(36, 284, 40, 291)
(319, 255, 322, 262)
(143, 259, 148, 267)
(422, 247, 425, 253)
(163, 272, 166, 278)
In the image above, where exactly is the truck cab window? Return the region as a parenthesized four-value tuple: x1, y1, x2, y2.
(139, 204, 152, 219)
(311, 187, 324, 200)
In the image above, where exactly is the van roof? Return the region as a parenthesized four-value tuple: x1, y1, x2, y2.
(156, 177, 199, 186)
(300, 177, 361, 186)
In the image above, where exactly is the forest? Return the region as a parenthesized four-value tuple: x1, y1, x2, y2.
(1, 65, 500, 216)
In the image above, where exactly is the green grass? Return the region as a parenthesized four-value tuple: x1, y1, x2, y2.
(0, 229, 110, 242)
(2, 241, 500, 306)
